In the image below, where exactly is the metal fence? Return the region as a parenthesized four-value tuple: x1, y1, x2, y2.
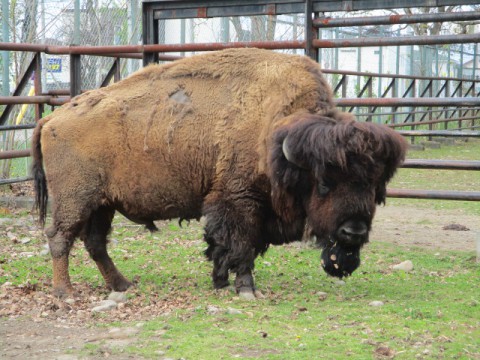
(0, 0, 479, 202)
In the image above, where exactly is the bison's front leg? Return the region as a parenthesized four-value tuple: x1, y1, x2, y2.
(203, 195, 263, 298)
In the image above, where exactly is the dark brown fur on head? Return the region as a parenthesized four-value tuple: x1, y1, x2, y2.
(269, 112, 407, 278)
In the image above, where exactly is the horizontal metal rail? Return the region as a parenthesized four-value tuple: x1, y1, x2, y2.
(402, 159, 480, 170)
(0, 42, 183, 59)
(0, 124, 36, 131)
(314, 11, 480, 28)
(0, 149, 31, 160)
(0, 176, 33, 185)
(3, 96, 479, 109)
(0, 96, 69, 106)
(387, 189, 480, 201)
(2, 33, 479, 58)
(313, 33, 480, 48)
(336, 98, 480, 107)
(0, 41, 306, 55)
(396, 130, 480, 137)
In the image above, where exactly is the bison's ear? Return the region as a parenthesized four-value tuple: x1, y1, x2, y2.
(376, 126, 408, 204)
(345, 121, 408, 204)
(354, 121, 408, 180)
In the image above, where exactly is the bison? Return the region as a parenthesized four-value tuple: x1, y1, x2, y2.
(32, 48, 407, 298)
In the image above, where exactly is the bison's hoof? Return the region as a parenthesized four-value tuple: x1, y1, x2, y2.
(52, 286, 76, 299)
(213, 279, 230, 290)
(239, 289, 256, 300)
(238, 287, 265, 300)
(109, 277, 134, 292)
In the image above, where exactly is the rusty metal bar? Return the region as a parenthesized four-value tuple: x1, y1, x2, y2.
(0, 149, 31, 160)
(0, 40, 306, 55)
(402, 159, 480, 170)
(396, 130, 480, 137)
(2, 41, 479, 83)
(336, 98, 480, 107)
(0, 95, 63, 105)
(33, 92, 480, 109)
(2, 98, 478, 123)
(102, 52, 142, 59)
(0, 124, 35, 131)
(143, 40, 306, 52)
(312, 33, 480, 48)
(33, 53, 44, 122)
(314, 11, 480, 28)
(387, 189, 480, 201)
(0, 176, 33, 186)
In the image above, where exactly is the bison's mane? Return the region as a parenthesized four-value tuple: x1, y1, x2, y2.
(269, 112, 407, 221)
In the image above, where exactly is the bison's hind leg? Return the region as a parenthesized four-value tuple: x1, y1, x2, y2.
(81, 206, 133, 291)
(46, 226, 76, 298)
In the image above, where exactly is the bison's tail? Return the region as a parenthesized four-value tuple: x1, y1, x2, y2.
(31, 118, 49, 227)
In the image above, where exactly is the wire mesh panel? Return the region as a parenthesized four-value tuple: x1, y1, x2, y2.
(157, 14, 306, 60)
(0, 0, 142, 182)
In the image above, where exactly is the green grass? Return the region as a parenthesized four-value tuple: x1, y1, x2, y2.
(1, 217, 479, 359)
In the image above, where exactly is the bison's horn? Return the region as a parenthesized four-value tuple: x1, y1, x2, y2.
(282, 137, 307, 169)
(282, 137, 294, 163)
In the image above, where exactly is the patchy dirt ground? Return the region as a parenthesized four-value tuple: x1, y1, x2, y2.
(372, 204, 479, 252)
(0, 199, 479, 359)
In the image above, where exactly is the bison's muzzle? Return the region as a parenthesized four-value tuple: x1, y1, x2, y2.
(336, 219, 369, 246)
(319, 219, 370, 278)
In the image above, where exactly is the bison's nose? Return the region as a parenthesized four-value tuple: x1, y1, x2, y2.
(336, 220, 369, 245)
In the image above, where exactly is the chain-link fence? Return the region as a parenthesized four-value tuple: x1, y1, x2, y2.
(0, 0, 142, 182)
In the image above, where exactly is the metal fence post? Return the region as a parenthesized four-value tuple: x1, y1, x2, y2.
(1, 0, 9, 97)
(70, 53, 81, 98)
(305, 0, 317, 61)
(33, 52, 43, 122)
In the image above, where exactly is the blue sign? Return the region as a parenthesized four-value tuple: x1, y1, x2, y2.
(47, 58, 62, 73)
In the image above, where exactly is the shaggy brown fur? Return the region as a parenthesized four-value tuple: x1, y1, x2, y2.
(32, 48, 407, 297)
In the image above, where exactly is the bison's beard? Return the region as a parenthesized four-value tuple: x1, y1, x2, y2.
(320, 244, 361, 278)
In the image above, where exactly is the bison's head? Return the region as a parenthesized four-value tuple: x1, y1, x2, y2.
(269, 111, 407, 278)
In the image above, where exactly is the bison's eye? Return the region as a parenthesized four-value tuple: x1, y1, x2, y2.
(317, 181, 330, 196)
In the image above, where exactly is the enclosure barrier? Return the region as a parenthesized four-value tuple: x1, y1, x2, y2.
(2, 1, 480, 202)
